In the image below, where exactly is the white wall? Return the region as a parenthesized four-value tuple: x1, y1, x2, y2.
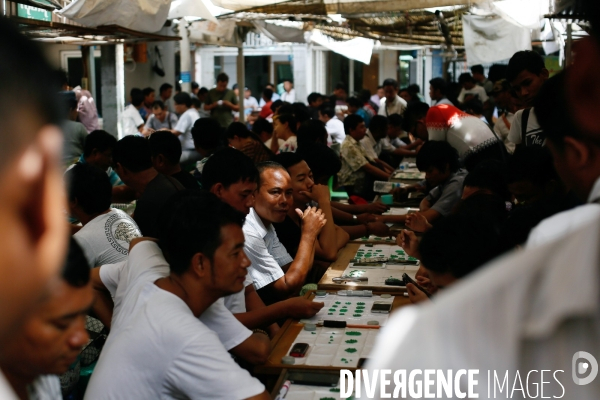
(379, 50, 398, 85)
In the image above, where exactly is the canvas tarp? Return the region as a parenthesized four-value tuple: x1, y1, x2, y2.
(462, 14, 532, 66)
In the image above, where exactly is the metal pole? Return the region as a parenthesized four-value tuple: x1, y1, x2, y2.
(349, 59, 355, 96)
(89, 45, 97, 100)
(180, 21, 191, 93)
(237, 44, 245, 123)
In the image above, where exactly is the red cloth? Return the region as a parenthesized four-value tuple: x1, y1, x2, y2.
(259, 101, 273, 119)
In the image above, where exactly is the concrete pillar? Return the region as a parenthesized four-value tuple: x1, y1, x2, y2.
(201, 50, 215, 88)
(348, 59, 355, 95)
(379, 50, 398, 85)
(424, 48, 433, 104)
(100, 45, 119, 138)
(292, 44, 308, 104)
(179, 22, 191, 93)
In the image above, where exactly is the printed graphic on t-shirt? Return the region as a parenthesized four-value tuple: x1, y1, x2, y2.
(105, 213, 140, 256)
(525, 128, 545, 147)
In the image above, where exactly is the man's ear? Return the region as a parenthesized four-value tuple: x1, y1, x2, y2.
(211, 182, 223, 197)
(540, 68, 550, 80)
(566, 36, 600, 134)
(563, 136, 592, 170)
(191, 253, 209, 279)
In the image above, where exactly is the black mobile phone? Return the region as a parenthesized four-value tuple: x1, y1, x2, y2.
(402, 273, 432, 298)
(371, 302, 393, 314)
(289, 343, 309, 357)
(288, 371, 339, 387)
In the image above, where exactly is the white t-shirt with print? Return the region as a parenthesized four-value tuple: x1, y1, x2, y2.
(174, 108, 200, 150)
(87, 242, 263, 400)
(74, 209, 141, 268)
(121, 104, 144, 137)
(508, 107, 544, 146)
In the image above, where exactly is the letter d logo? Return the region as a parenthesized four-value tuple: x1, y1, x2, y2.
(572, 351, 598, 385)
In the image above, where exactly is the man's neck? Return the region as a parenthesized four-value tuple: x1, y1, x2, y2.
(258, 214, 272, 229)
(2, 368, 33, 400)
(155, 275, 219, 318)
(128, 168, 159, 194)
(160, 163, 182, 176)
(280, 131, 295, 141)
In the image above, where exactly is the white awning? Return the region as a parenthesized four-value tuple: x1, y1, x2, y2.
(307, 30, 374, 64)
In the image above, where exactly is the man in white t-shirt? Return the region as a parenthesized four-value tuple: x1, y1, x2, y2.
(378, 78, 408, 117)
(66, 163, 141, 267)
(506, 51, 549, 149)
(1, 238, 94, 400)
(170, 92, 200, 164)
(280, 80, 296, 103)
(86, 192, 269, 399)
(318, 105, 345, 153)
(457, 72, 489, 105)
(121, 88, 144, 137)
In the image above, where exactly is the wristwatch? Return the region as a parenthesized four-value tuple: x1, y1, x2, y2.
(352, 215, 358, 222)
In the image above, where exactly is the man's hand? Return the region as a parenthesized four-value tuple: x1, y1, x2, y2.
(382, 164, 394, 174)
(366, 221, 390, 237)
(397, 229, 420, 259)
(406, 283, 430, 304)
(284, 297, 324, 319)
(356, 213, 377, 224)
(299, 184, 330, 204)
(405, 212, 432, 233)
(296, 206, 326, 237)
(363, 201, 389, 214)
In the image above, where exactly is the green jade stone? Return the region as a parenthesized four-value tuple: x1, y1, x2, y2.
(330, 388, 341, 393)
(319, 397, 335, 400)
(332, 305, 338, 308)
(357, 302, 365, 305)
(339, 313, 346, 316)
(346, 331, 362, 336)
(354, 309, 364, 313)
(335, 301, 341, 304)
(345, 339, 358, 344)
(345, 302, 352, 305)
(356, 305, 365, 309)
(344, 348, 358, 353)
(328, 308, 336, 312)
(353, 314, 362, 317)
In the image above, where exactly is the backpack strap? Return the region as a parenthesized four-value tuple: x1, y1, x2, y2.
(521, 108, 531, 145)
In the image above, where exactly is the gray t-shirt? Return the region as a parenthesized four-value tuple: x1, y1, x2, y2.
(145, 112, 178, 131)
(62, 120, 88, 165)
(425, 169, 468, 216)
(74, 208, 141, 267)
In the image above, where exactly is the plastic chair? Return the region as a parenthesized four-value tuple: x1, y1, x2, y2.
(328, 176, 349, 200)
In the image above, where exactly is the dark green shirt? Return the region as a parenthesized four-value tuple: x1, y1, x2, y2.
(206, 88, 238, 128)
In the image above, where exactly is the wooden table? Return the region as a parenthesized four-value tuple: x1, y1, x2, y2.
(255, 290, 411, 377)
(318, 244, 416, 293)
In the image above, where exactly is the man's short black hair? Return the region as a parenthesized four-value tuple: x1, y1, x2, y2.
(152, 100, 167, 110)
(201, 147, 258, 190)
(387, 113, 403, 128)
(65, 163, 111, 215)
(199, 87, 209, 95)
(173, 92, 192, 108)
(470, 65, 484, 75)
(270, 100, 283, 113)
(148, 130, 182, 165)
(297, 120, 328, 148)
(419, 212, 504, 279)
(142, 87, 155, 98)
(62, 238, 90, 287)
(318, 104, 335, 119)
(130, 88, 144, 107)
(369, 115, 388, 135)
(407, 84, 420, 96)
(225, 122, 253, 140)
(416, 140, 460, 173)
(191, 97, 201, 109)
(506, 51, 545, 82)
(334, 82, 347, 92)
(252, 118, 273, 135)
(83, 130, 117, 158)
(464, 98, 484, 115)
(191, 81, 199, 90)
(296, 143, 341, 182)
(159, 83, 173, 94)
(262, 88, 273, 101)
(157, 191, 245, 275)
(458, 73, 475, 85)
(463, 160, 511, 201)
(274, 152, 304, 171)
(113, 136, 153, 172)
(403, 102, 430, 132)
(506, 146, 558, 187)
(429, 77, 447, 95)
(191, 118, 223, 150)
(216, 73, 229, 83)
(292, 103, 310, 124)
(343, 114, 364, 136)
(347, 97, 363, 108)
(534, 70, 587, 148)
(382, 78, 399, 89)
(276, 113, 297, 134)
(307, 92, 322, 104)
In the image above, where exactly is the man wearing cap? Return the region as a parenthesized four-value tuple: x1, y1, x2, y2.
(491, 79, 521, 153)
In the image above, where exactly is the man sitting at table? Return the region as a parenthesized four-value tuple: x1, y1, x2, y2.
(148, 130, 200, 190)
(202, 148, 324, 335)
(383, 140, 467, 225)
(244, 161, 326, 305)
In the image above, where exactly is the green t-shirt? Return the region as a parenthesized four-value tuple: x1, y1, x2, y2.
(206, 88, 238, 128)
